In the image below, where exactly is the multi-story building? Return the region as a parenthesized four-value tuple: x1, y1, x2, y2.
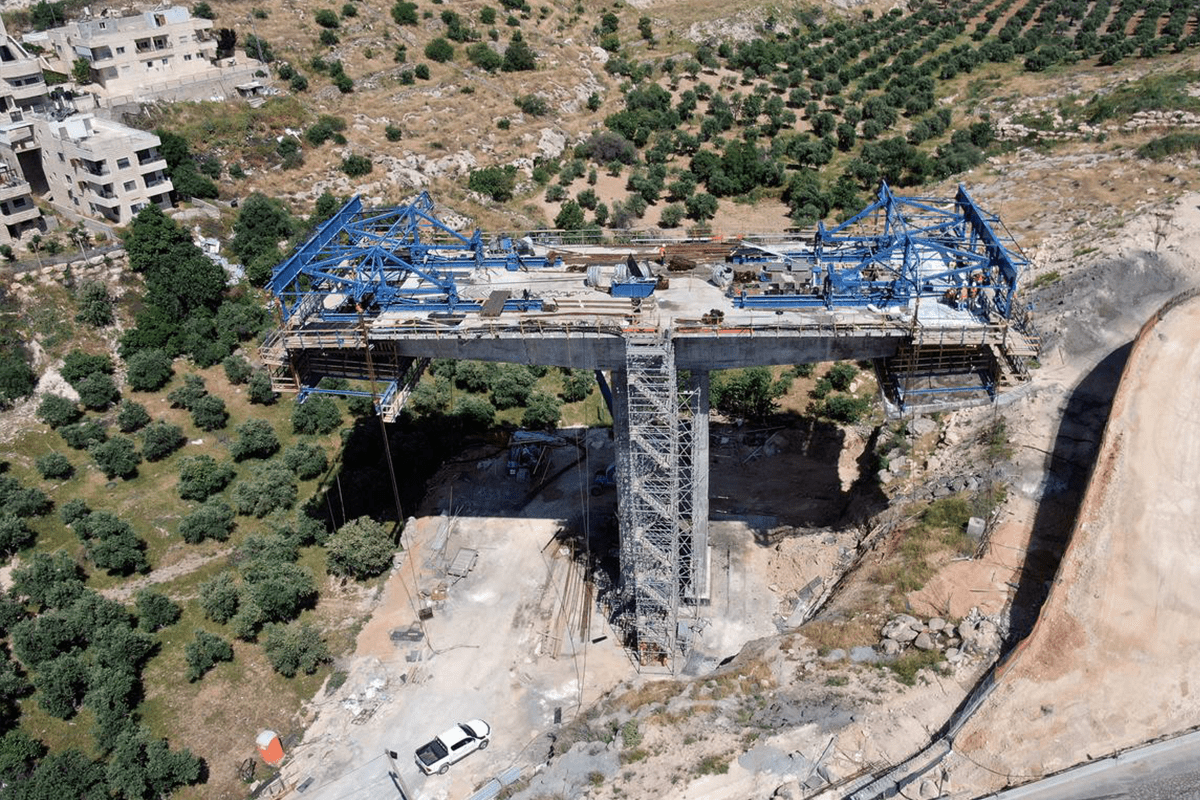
(37, 6, 263, 105)
(0, 19, 43, 243)
(34, 112, 172, 225)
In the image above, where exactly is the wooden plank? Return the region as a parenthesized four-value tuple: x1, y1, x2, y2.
(480, 289, 511, 317)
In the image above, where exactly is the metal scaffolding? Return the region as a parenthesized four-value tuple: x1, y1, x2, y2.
(618, 332, 700, 670)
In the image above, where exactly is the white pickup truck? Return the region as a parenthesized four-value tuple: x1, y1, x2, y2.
(414, 719, 491, 775)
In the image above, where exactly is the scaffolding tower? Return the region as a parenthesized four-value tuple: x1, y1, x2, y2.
(617, 332, 701, 670)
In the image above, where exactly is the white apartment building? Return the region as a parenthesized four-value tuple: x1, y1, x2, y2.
(36, 6, 263, 105)
(0, 19, 44, 243)
(35, 112, 172, 225)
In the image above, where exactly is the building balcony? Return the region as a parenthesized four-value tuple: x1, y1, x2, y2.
(143, 175, 168, 189)
(137, 154, 166, 170)
(0, 204, 41, 225)
(81, 186, 120, 206)
(0, 180, 32, 204)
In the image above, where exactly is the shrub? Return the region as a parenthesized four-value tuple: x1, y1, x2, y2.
(167, 374, 207, 410)
(125, 349, 173, 391)
(243, 560, 317, 621)
(819, 393, 870, 424)
(135, 590, 181, 632)
(36, 394, 82, 429)
(232, 462, 297, 517)
(59, 420, 107, 450)
(222, 355, 252, 385)
(514, 94, 548, 115)
(282, 442, 327, 479)
(490, 365, 536, 409)
(177, 455, 236, 501)
(659, 203, 685, 228)
(826, 361, 858, 391)
(35, 452, 73, 480)
(185, 630, 233, 681)
(415, 63, 430, 79)
(340, 154, 372, 176)
(198, 572, 239, 623)
(89, 436, 141, 479)
(179, 500, 235, 544)
(425, 37, 454, 62)
(453, 396, 495, 429)
(75, 372, 119, 411)
(190, 395, 228, 431)
(385, 123, 403, 141)
(263, 622, 329, 677)
(314, 8, 339, 27)
(74, 281, 114, 327)
(521, 392, 561, 429)
(391, 0, 418, 24)
(326, 516, 394, 578)
(60, 351, 113, 387)
(467, 165, 517, 202)
(140, 420, 185, 462)
(248, 371, 277, 405)
(291, 396, 341, 435)
(467, 42, 502, 72)
(230, 418, 280, 461)
(116, 399, 151, 432)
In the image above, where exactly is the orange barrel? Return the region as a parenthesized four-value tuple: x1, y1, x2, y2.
(257, 730, 284, 765)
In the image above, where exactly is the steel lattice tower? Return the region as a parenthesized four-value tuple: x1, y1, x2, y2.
(616, 332, 703, 669)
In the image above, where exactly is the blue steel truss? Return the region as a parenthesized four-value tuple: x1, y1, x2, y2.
(730, 182, 1027, 318)
(268, 192, 558, 322)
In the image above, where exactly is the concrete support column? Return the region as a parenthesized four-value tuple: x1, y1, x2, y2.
(609, 368, 634, 604)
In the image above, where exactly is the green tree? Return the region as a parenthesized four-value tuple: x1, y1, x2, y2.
(0, 352, 36, 405)
(198, 572, 239, 623)
(291, 396, 341, 435)
(282, 442, 327, 479)
(314, 8, 339, 27)
(325, 516, 394, 579)
(230, 418, 279, 461)
(559, 369, 593, 402)
(467, 42, 502, 72)
(391, 0, 418, 24)
(685, 191, 718, 222)
(826, 361, 858, 391)
(89, 436, 141, 480)
(105, 725, 203, 798)
(59, 420, 107, 450)
(9, 551, 85, 609)
(710, 367, 784, 419)
(71, 58, 92, 84)
(124, 349, 173, 392)
(35, 452, 73, 480)
(467, 165, 517, 202)
(0, 729, 45, 783)
(190, 395, 228, 431)
(248, 371, 277, 405)
(176, 455, 235, 501)
(36, 394, 82, 429)
(232, 462, 297, 517)
(554, 200, 585, 231)
(35, 654, 88, 719)
(222, 354, 252, 385)
(0, 513, 35, 556)
(501, 31, 537, 71)
(262, 622, 329, 677)
(86, 526, 148, 575)
(231, 194, 294, 273)
(60, 351, 114, 387)
(167, 375, 207, 410)
(29, 0, 67, 30)
(74, 281, 114, 327)
(243, 561, 317, 621)
(178, 500, 235, 544)
(521, 392, 561, 429)
(139, 420, 185, 462)
(184, 630, 233, 682)
(75, 372, 119, 411)
(115, 400, 151, 433)
(5, 749, 106, 799)
(135, 590, 181, 632)
(453, 396, 495, 429)
(191, 2, 215, 19)
(425, 37, 454, 62)
(490, 365, 536, 409)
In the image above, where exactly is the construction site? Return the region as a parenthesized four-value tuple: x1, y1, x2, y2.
(244, 181, 1102, 800)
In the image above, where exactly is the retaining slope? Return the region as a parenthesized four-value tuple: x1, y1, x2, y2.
(944, 289, 1200, 792)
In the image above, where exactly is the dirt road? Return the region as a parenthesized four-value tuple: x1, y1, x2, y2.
(943, 290, 1200, 793)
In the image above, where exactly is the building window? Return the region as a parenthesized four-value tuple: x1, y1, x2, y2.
(116, 46, 125, 54)
(184, 54, 192, 61)
(58, 152, 64, 162)
(123, 180, 135, 191)
(161, 58, 168, 65)
(117, 157, 130, 169)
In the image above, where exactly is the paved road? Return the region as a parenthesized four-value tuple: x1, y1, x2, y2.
(981, 732, 1200, 800)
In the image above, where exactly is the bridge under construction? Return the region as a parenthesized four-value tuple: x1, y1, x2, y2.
(261, 182, 1038, 671)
